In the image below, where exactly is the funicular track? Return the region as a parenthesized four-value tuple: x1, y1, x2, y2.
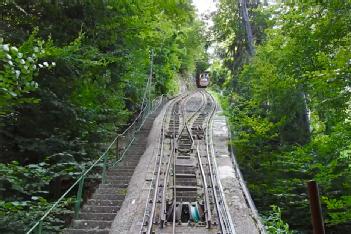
(141, 91, 236, 234)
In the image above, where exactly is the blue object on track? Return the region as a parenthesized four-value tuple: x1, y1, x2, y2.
(191, 205, 200, 223)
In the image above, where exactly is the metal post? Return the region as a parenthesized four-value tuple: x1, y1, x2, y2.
(74, 176, 85, 219)
(128, 129, 132, 144)
(307, 180, 325, 234)
(143, 106, 147, 122)
(132, 123, 136, 138)
(116, 137, 119, 161)
(137, 118, 141, 131)
(102, 152, 108, 184)
(36, 220, 42, 234)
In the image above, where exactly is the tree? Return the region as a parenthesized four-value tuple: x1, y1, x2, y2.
(211, 0, 351, 232)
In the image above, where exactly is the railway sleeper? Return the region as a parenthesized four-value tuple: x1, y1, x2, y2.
(177, 148, 192, 154)
(175, 169, 195, 174)
(175, 167, 195, 173)
(177, 155, 191, 159)
(176, 180, 197, 187)
(175, 173, 196, 178)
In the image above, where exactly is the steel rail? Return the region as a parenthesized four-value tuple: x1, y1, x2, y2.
(171, 94, 193, 234)
(195, 143, 212, 228)
(143, 91, 225, 234)
(205, 92, 236, 234)
(141, 94, 188, 234)
(170, 91, 206, 234)
(139, 119, 165, 234)
(172, 137, 177, 234)
(146, 123, 165, 233)
(178, 91, 205, 148)
(188, 90, 215, 228)
(160, 111, 176, 227)
(205, 93, 228, 233)
(182, 91, 206, 127)
(145, 98, 179, 233)
(171, 104, 178, 234)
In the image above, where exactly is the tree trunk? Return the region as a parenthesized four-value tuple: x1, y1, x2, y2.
(301, 91, 311, 140)
(239, 0, 255, 56)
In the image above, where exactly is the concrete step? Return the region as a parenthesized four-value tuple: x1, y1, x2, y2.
(64, 101, 165, 232)
(106, 172, 134, 178)
(124, 150, 145, 154)
(82, 205, 120, 213)
(92, 193, 125, 200)
(102, 179, 130, 184)
(105, 175, 132, 180)
(118, 161, 140, 166)
(96, 184, 128, 194)
(124, 148, 145, 152)
(121, 155, 143, 159)
(72, 220, 112, 229)
(79, 212, 116, 221)
(107, 170, 134, 176)
(128, 145, 147, 149)
(64, 229, 109, 234)
(100, 182, 129, 187)
(108, 166, 136, 170)
(87, 199, 122, 206)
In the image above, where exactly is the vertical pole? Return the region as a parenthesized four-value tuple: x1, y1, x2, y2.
(36, 220, 42, 234)
(102, 152, 108, 184)
(116, 137, 119, 162)
(147, 49, 153, 115)
(74, 175, 85, 219)
(138, 114, 142, 132)
(307, 180, 325, 234)
(130, 127, 133, 143)
(132, 122, 136, 138)
(140, 48, 153, 113)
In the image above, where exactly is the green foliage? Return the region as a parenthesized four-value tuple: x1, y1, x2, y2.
(212, 0, 351, 232)
(0, 0, 207, 232)
(0, 161, 51, 198)
(0, 33, 55, 115)
(212, 0, 270, 73)
(264, 205, 294, 234)
(0, 197, 74, 233)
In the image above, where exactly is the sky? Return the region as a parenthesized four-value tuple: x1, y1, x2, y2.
(192, 0, 218, 58)
(192, 0, 217, 17)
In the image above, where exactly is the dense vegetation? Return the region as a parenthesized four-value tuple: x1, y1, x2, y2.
(0, 1, 207, 232)
(211, 0, 351, 232)
(3, 0, 350, 233)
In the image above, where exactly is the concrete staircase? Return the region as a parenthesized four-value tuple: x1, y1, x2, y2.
(64, 109, 162, 234)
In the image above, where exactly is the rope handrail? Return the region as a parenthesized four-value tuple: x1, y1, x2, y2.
(26, 94, 164, 234)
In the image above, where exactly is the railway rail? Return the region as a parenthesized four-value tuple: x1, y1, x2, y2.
(141, 91, 236, 234)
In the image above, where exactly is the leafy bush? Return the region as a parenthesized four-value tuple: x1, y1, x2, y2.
(0, 197, 74, 233)
(0, 33, 55, 116)
(264, 205, 294, 234)
(213, 0, 351, 232)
